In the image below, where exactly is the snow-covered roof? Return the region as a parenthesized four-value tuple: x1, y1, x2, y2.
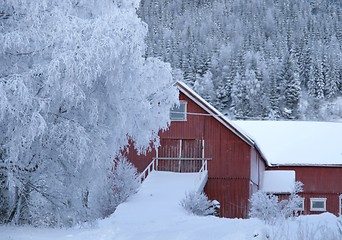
(176, 81, 255, 147)
(233, 121, 342, 166)
(261, 170, 295, 194)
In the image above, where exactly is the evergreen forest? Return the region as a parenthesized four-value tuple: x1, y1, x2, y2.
(139, 0, 342, 120)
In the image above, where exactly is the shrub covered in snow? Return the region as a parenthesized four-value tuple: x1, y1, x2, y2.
(109, 157, 140, 213)
(180, 191, 216, 216)
(249, 191, 281, 224)
(250, 182, 304, 224)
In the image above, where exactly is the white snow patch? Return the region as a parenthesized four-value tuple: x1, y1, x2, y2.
(261, 170, 295, 193)
(112, 171, 207, 224)
(233, 121, 342, 165)
(0, 171, 341, 240)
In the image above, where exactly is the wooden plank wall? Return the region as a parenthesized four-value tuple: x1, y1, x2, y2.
(269, 166, 342, 215)
(127, 91, 258, 218)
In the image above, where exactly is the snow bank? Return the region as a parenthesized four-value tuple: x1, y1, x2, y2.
(1, 171, 341, 240)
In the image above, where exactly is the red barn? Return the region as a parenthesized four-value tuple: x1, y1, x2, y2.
(126, 82, 342, 218)
(268, 165, 342, 215)
(235, 120, 342, 216)
(126, 81, 267, 218)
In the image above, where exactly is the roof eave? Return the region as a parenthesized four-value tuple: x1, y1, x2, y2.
(176, 81, 255, 147)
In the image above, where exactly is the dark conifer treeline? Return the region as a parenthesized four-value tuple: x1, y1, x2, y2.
(139, 0, 342, 120)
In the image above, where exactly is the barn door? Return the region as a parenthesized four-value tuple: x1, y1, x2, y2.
(157, 139, 203, 172)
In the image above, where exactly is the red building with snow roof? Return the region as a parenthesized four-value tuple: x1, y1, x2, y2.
(127, 81, 267, 218)
(235, 121, 342, 216)
(127, 82, 342, 218)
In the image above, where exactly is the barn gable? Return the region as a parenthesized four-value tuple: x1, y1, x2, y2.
(127, 81, 267, 218)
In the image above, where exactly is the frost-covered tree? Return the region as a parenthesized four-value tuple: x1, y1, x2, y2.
(282, 54, 301, 119)
(180, 191, 216, 216)
(249, 191, 280, 225)
(0, 0, 178, 226)
(280, 181, 304, 218)
(230, 73, 248, 119)
(250, 181, 304, 225)
(193, 71, 215, 103)
(110, 156, 140, 212)
(139, 0, 342, 121)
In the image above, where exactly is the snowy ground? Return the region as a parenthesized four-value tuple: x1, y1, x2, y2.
(1, 171, 341, 240)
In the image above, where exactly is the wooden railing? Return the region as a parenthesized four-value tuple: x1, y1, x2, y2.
(138, 157, 210, 183)
(139, 158, 157, 183)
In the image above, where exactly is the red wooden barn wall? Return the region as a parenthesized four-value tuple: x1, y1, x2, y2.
(126, 91, 265, 218)
(268, 166, 342, 215)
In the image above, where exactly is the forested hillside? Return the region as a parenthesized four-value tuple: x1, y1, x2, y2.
(139, 0, 342, 120)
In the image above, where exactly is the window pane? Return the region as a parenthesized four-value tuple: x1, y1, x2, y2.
(312, 201, 324, 209)
(170, 102, 186, 120)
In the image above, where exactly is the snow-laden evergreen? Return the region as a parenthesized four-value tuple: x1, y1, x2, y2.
(0, 0, 178, 226)
(180, 191, 216, 216)
(139, 0, 342, 120)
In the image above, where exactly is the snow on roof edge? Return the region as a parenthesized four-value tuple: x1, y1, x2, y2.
(270, 163, 342, 167)
(262, 170, 295, 194)
(233, 120, 342, 166)
(175, 81, 270, 166)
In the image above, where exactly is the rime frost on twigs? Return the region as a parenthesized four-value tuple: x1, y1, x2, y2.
(0, 0, 177, 226)
(249, 182, 304, 225)
(249, 191, 280, 225)
(180, 191, 217, 216)
(111, 156, 140, 206)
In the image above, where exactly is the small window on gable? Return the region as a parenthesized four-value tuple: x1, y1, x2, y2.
(310, 198, 326, 211)
(170, 101, 187, 121)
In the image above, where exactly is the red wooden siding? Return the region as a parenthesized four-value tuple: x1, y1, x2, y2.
(268, 166, 342, 215)
(124, 143, 156, 173)
(157, 92, 254, 218)
(205, 178, 250, 218)
(126, 90, 260, 218)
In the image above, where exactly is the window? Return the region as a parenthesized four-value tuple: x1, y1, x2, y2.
(170, 101, 187, 121)
(310, 198, 326, 211)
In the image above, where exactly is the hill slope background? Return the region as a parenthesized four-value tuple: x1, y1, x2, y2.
(139, 0, 342, 121)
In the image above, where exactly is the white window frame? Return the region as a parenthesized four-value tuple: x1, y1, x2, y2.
(310, 198, 327, 212)
(170, 101, 187, 121)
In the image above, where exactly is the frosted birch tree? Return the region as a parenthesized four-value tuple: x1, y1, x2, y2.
(0, 0, 178, 226)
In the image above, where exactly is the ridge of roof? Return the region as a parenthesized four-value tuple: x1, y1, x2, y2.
(175, 81, 269, 166)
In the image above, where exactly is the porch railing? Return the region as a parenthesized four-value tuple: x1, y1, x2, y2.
(138, 157, 210, 183)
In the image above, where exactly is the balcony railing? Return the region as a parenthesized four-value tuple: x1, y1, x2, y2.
(138, 157, 210, 183)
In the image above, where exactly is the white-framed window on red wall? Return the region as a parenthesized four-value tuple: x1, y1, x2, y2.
(170, 101, 187, 121)
(310, 198, 327, 212)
